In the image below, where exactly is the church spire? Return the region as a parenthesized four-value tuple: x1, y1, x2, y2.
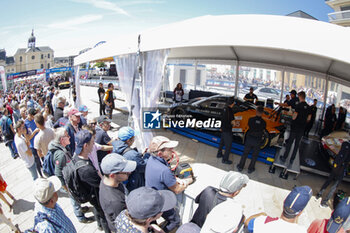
(28, 29, 36, 49)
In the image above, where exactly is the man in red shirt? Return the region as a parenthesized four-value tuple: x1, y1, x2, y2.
(308, 197, 350, 233)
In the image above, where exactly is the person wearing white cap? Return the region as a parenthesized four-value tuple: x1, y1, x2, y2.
(201, 200, 245, 233)
(191, 171, 249, 228)
(33, 176, 76, 233)
(145, 136, 193, 232)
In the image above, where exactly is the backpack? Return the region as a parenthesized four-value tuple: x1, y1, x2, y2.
(42, 149, 57, 177)
(1, 117, 11, 137)
(62, 156, 92, 204)
(24, 211, 60, 233)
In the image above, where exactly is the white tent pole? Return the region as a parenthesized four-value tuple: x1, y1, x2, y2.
(280, 68, 285, 103)
(322, 74, 329, 120)
(194, 60, 198, 90)
(234, 60, 239, 97)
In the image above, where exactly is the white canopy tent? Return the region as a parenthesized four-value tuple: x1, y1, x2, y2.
(75, 14, 350, 84)
(74, 14, 350, 148)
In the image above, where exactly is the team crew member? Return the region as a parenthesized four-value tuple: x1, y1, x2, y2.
(280, 91, 310, 165)
(237, 106, 266, 173)
(315, 141, 350, 208)
(335, 106, 347, 131)
(217, 97, 235, 165)
(244, 87, 258, 104)
(277, 90, 299, 109)
(320, 104, 337, 138)
(98, 83, 106, 116)
(304, 99, 317, 137)
(104, 83, 116, 120)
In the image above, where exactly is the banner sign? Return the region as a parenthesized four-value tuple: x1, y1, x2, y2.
(46, 67, 73, 74)
(7, 69, 37, 80)
(0, 66, 7, 92)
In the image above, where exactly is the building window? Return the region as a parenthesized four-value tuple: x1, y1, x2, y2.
(48, 54, 50, 58)
(32, 55, 35, 60)
(41, 54, 43, 59)
(20, 56, 22, 62)
(48, 63, 50, 69)
(41, 64, 44, 69)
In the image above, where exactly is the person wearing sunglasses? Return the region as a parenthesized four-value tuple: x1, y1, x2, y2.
(145, 136, 194, 232)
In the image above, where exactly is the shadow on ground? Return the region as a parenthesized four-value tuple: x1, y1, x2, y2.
(12, 199, 35, 215)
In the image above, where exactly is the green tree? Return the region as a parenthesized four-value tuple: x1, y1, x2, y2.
(94, 62, 106, 68)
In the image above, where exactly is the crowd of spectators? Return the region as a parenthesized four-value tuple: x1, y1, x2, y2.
(0, 80, 348, 233)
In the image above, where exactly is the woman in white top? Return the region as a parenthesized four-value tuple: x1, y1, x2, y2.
(14, 120, 38, 180)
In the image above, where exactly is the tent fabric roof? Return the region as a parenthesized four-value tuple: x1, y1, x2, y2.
(74, 14, 350, 84)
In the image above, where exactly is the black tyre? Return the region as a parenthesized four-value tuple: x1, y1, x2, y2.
(244, 129, 270, 149)
(260, 129, 270, 149)
(171, 107, 186, 120)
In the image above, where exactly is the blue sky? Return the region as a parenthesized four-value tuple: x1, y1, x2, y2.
(1, 0, 333, 57)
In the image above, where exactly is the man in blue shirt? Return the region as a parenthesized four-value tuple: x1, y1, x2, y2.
(145, 136, 193, 232)
(24, 108, 42, 177)
(33, 176, 76, 233)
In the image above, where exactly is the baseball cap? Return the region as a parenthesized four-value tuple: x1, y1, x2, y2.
(28, 108, 37, 116)
(118, 127, 135, 141)
(290, 90, 297, 95)
(327, 197, 350, 233)
(201, 200, 243, 233)
(79, 105, 88, 112)
(34, 176, 62, 204)
(219, 171, 249, 193)
(75, 130, 92, 155)
(68, 108, 82, 117)
(176, 223, 200, 233)
(97, 115, 112, 124)
(87, 116, 97, 125)
(149, 136, 178, 153)
(283, 186, 312, 216)
(100, 153, 137, 174)
(126, 187, 176, 219)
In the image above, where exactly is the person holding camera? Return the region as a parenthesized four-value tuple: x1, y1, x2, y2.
(145, 136, 193, 232)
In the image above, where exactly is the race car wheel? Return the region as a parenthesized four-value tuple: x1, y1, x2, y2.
(260, 129, 270, 149)
(243, 129, 270, 149)
(171, 107, 186, 119)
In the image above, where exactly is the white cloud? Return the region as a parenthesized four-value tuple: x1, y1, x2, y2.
(71, 0, 129, 16)
(118, 0, 165, 7)
(47, 14, 103, 29)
